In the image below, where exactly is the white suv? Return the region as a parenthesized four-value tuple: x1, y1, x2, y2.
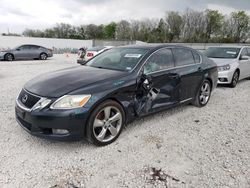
(204, 46, 250, 88)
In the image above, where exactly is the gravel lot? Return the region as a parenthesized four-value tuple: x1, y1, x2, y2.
(0, 54, 250, 188)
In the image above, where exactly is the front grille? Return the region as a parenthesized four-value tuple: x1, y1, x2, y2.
(18, 89, 41, 109)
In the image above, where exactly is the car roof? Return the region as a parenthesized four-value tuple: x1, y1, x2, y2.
(117, 44, 196, 51)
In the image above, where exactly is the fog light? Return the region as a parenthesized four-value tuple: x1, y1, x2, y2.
(52, 129, 69, 135)
(219, 78, 228, 82)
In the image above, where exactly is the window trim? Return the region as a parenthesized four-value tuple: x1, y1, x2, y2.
(138, 47, 202, 76)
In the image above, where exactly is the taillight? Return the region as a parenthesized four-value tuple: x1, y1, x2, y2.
(87, 52, 94, 57)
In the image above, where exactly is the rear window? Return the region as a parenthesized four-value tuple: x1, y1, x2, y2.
(88, 46, 106, 52)
(172, 48, 195, 66)
(193, 51, 201, 64)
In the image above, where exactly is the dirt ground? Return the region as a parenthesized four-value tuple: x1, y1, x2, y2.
(0, 54, 250, 188)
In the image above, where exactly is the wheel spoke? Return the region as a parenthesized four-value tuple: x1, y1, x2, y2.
(109, 112, 121, 123)
(97, 128, 107, 141)
(104, 107, 111, 120)
(108, 125, 118, 136)
(94, 119, 104, 128)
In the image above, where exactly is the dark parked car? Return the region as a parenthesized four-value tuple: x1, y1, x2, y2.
(0, 44, 53, 61)
(15, 45, 218, 146)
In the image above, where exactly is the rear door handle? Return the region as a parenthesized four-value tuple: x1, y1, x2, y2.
(198, 67, 203, 72)
(168, 74, 179, 79)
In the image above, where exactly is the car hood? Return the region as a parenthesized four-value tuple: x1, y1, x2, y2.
(210, 58, 237, 66)
(24, 66, 127, 98)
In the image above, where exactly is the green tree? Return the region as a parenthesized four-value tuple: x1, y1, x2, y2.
(231, 11, 249, 42)
(103, 22, 116, 39)
(205, 9, 224, 42)
(166, 11, 183, 42)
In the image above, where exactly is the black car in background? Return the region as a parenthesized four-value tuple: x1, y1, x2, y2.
(15, 45, 218, 146)
(0, 44, 53, 61)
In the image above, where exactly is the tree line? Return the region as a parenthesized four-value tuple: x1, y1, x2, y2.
(22, 9, 250, 43)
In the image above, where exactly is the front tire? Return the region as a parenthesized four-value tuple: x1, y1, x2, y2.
(86, 100, 125, 146)
(229, 70, 239, 88)
(193, 80, 211, 107)
(4, 53, 14, 61)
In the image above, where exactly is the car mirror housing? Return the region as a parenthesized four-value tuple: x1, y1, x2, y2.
(240, 55, 250, 61)
(16, 48, 21, 51)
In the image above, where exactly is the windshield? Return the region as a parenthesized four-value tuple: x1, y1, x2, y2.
(86, 48, 149, 72)
(204, 47, 240, 59)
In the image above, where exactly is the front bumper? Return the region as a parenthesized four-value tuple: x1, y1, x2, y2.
(217, 69, 235, 84)
(15, 102, 90, 141)
(0, 55, 4, 60)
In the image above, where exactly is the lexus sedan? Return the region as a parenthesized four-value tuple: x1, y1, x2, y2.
(15, 45, 218, 146)
(204, 46, 250, 87)
(0, 44, 53, 61)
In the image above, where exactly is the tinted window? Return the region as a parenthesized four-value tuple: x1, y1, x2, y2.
(204, 47, 240, 59)
(241, 48, 248, 56)
(30, 45, 40, 50)
(193, 51, 201, 64)
(86, 48, 148, 72)
(19, 45, 30, 50)
(144, 49, 174, 74)
(173, 48, 195, 66)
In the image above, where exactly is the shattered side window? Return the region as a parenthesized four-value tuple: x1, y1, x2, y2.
(144, 49, 174, 74)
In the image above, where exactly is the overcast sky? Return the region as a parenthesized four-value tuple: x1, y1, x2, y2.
(0, 0, 250, 34)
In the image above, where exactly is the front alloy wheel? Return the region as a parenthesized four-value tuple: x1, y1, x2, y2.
(230, 71, 239, 88)
(87, 100, 125, 146)
(4, 53, 14, 61)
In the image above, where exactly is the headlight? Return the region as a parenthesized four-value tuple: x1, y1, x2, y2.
(32, 98, 51, 111)
(50, 95, 91, 109)
(218, 64, 230, 72)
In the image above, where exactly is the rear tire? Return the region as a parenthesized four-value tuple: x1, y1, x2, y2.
(229, 71, 239, 88)
(39, 53, 48, 60)
(86, 100, 125, 146)
(192, 80, 211, 107)
(4, 53, 14, 61)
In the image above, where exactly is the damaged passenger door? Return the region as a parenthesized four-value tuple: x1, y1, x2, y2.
(135, 48, 181, 116)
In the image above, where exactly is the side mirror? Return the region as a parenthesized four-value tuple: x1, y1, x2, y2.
(16, 48, 20, 51)
(240, 55, 250, 61)
(141, 74, 152, 90)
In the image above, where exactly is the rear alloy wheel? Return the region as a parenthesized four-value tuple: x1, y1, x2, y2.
(230, 71, 239, 88)
(4, 53, 14, 61)
(193, 80, 211, 107)
(86, 100, 125, 146)
(39, 53, 48, 60)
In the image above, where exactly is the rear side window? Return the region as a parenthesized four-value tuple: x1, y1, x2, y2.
(193, 51, 201, 64)
(172, 48, 195, 67)
(144, 49, 174, 74)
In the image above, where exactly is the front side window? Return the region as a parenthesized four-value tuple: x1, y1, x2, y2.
(172, 48, 195, 67)
(86, 48, 148, 72)
(144, 49, 174, 74)
(204, 47, 240, 59)
(241, 48, 249, 57)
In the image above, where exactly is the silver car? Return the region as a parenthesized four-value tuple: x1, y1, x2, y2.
(204, 46, 250, 87)
(0, 44, 53, 61)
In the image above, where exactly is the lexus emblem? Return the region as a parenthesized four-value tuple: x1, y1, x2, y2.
(22, 94, 28, 103)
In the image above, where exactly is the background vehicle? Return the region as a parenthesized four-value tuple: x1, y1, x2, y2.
(204, 46, 250, 87)
(0, 44, 53, 61)
(77, 46, 113, 65)
(15, 45, 218, 146)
